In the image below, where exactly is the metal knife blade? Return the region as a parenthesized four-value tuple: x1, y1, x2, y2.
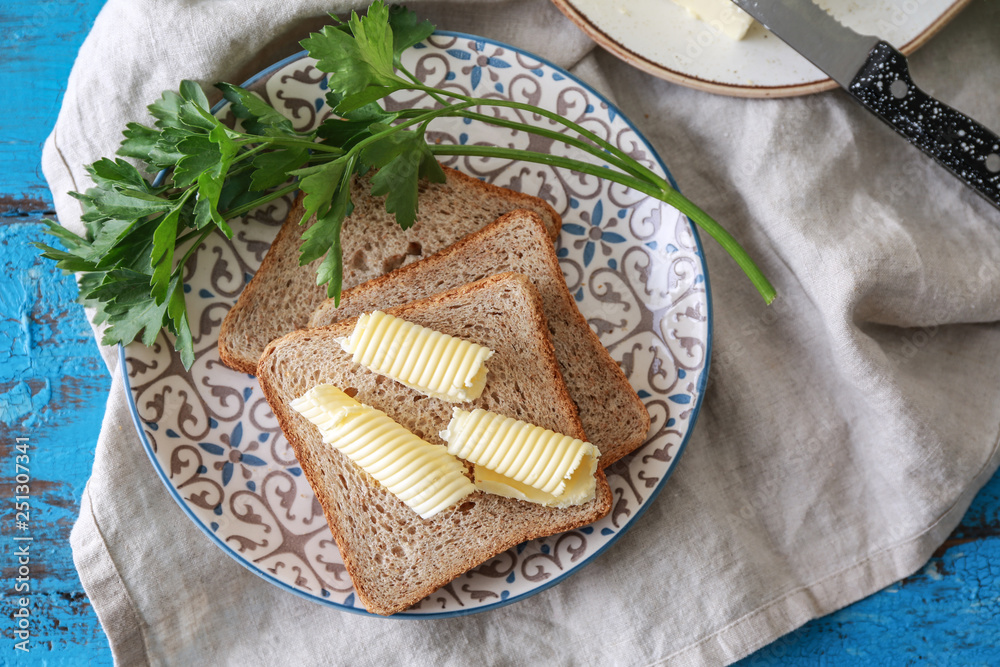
(731, 0, 1000, 210)
(731, 0, 877, 87)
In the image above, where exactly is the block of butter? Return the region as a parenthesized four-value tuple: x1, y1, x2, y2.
(290, 385, 476, 519)
(671, 0, 755, 40)
(339, 311, 494, 403)
(441, 408, 600, 508)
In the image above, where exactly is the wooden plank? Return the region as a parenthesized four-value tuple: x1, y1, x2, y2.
(3, 219, 112, 663)
(3, 4, 110, 663)
(0, 0, 108, 212)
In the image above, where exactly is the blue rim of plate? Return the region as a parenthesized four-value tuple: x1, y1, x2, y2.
(120, 29, 714, 619)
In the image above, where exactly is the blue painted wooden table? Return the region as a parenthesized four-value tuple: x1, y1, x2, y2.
(2, 1, 998, 664)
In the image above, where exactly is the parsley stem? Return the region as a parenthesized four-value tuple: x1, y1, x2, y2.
(175, 228, 205, 247)
(448, 109, 646, 180)
(342, 100, 478, 156)
(395, 68, 775, 300)
(230, 142, 270, 164)
(662, 192, 776, 304)
(237, 136, 343, 154)
(453, 109, 648, 182)
(431, 144, 651, 192)
(398, 65, 450, 108)
(173, 227, 215, 278)
(396, 66, 640, 181)
(430, 143, 776, 304)
(409, 85, 646, 182)
(221, 181, 301, 220)
(394, 75, 774, 300)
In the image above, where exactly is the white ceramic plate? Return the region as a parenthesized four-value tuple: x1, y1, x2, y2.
(122, 33, 712, 617)
(552, 0, 970, 97)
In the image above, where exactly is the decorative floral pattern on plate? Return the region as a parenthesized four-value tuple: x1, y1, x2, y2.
(122, 33, 712, 617)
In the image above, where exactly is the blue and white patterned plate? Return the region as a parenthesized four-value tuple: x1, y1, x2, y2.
(121, 33, 712, 617)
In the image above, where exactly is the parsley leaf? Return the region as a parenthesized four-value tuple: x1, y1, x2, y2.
(166, 277, 195, 369)
(316, 93, 397, 149)
(301, 26, 377, 98)
(148, 90, 187, 131)
(150, 207, 182, 303)
(300, 1, 405, 114)
(291, 157, 352, 234)
(179, 80, 211, 111)
(92, 269, 170, 348)
(89, 158, 152, 190)
(71, 184, 172, 222)
(387, 5, 434, 62)
(347, 1, 397, 83)
(118, 123, 161, 165)
(173, 134, 221, 187)
(217, 82, 299, 137)
(294, 155, 356, 300)
(364, 129, 445, 229)
(250, 148, 310, 191)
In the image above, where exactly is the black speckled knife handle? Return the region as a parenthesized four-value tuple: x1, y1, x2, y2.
(849, 41, 1000, 210)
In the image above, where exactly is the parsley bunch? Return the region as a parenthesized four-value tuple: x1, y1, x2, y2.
(37, 1, 775, 369)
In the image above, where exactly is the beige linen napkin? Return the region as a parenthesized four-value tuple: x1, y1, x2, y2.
(43, 1, 1000, 665)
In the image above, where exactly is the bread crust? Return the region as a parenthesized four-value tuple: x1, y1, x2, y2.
(257, 273, 611, 615)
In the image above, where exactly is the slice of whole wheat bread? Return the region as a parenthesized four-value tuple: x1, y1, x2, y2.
(256, 273, 612, 616)
(219, 166, 561, 374)
(308, 210, 650, 468)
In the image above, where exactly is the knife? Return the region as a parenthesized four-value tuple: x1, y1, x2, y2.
(731, 0, 1000, 210)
